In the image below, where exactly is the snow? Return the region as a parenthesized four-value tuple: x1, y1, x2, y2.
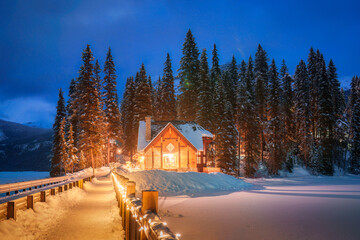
(137, 120, 148, 151)
(118, 169, 253, 197)
(0, 171, 49, 184)
(159, 175, 360, 240)
(0, 175, 124, 240)
(137, 121, 213, 152)
(174, 123, 213, 151)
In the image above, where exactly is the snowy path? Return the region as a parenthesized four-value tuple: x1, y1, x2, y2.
(159, 176, 360, 240)
(0, 175, 124, 240)
(40, 176, 124, 240)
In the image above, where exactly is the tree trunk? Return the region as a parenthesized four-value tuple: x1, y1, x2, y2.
(91, 148, 95, 177)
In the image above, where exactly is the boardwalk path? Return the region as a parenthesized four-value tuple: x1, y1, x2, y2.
(40, 176, 124, 240)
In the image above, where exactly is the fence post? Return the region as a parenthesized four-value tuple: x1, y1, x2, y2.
(122, 178, 129, 228)
(58, 186, 63, 193)
(126, 181, 136, 240)
(69, 183, 72, 189)
(7, 202, 16, 220)
(40, 191, 46, 202)
(141, 190, 158, 240)
(142, 190, 158, 214)
(79, 179, 84, 189)
(51, 189, 56, 195)
(27, 195, 34, 209)
(64, 184, 68, 191)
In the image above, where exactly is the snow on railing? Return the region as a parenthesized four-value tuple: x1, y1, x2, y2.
(111, 171, 180, 240)
(0, 176, 93, 221)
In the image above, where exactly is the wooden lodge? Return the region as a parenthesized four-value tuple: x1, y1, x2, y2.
(136, 116, 220, 173)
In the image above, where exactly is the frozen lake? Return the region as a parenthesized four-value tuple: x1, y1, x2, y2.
(159, 175, 360, 240)
(0, 171, 49, 184)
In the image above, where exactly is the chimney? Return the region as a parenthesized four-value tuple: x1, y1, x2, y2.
(145, 116, 152, 141)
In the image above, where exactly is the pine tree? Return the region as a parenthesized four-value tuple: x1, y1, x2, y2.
(242, 56, 260, 177)
(210, 44, 222, 93)
(213, 75, 227, 137)
(317, 54, 334, 175)
(178, 29, 200, 121)
(51, 89, 67, 177)
(236, 60, 247, 174)
(66, 123, 78, 173)
(280, 61, 296, 147)
(103, 47, 122, 165)
(349, 76, 360, 174)
(196, 49, 212, 130)
(67, 78, 80, 148)
(158, 53, 176, 121)
(294, 60, 312, 166)
(134, 63, 153, 123)
(77, 45, 104, 172)
(153, 76, 162, 120)
(216, 101, 238, 175)
(308, 48, 319, 141)
(268, 59, 285, 174)
(254, 44, 269, 163)
(121, 77, 136, 159)
(224, 55, 238, 117)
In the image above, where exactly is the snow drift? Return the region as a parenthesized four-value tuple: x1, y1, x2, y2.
(120, 170, 253, 196)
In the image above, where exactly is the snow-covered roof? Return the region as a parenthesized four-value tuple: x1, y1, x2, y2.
(137, 120, 213, 152)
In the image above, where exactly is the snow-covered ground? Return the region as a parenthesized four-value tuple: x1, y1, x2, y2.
(0, 171, 50, 184)
(119, 169, 253, 197)
(118, 167, 360, 240)
(159, 175, 360, 240)
(0, 175, 124, 240)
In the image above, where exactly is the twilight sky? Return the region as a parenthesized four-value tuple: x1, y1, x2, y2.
(0, 0, 359, 128)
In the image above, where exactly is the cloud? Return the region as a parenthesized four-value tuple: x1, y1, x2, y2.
(0, 97, 55, 128)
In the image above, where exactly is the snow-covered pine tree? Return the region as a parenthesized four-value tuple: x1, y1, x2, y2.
(153, 76, 162, 120)
(196, 49, 212, 130)
(308, 48, 319, 142)
(280, 60, 295, 146)
(317, 54, 334, 175)
(67, 78, 80, 148)
(236, 60, 247, 174)
(216, 100, 238, 175)
(268, 59, 285, 175)
(51, 89, 67, 177)
(134, 63, 153, 124)
(243, 56, 260, 177)
(178, 29, 200, 121)
(349, 76, 360, 174)
(103, 47, 122, 165)
(210, 44, 222, 92)
(58, 118, 68, 174)
(158, 53, 176, 121)
(120, 77, 136, 159)
(224, 55, 238, 118)
(213, 73, 227, 138)
(254, 44, 269, 163)
(294, 60, 312, 167)
(66, 123, 78, 173)
(77, 45, 104, 172)
(327, 59, 346, 169)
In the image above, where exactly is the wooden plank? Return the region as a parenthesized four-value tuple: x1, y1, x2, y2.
(7, 202, 16, 220)
(27, 195, 34, 209)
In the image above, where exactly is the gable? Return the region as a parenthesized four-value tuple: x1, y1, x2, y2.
(143, 123, 197, 153)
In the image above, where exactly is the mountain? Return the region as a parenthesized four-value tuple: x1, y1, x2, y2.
(0, 119, 53, 171)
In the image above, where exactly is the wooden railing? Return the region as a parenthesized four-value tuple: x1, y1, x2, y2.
(0, 176, 69, 196)
(0, 176, 93, 221)
(111, 171, 180, 240)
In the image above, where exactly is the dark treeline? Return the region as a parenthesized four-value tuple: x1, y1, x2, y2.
(52, 30, 360, 177)
(50, 46, 122, 176)
(121, 29, 360, 177)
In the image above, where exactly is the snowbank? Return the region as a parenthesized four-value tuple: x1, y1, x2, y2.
(120, 170, 253, 196)
(278, 166, 312, 178)
(0, 187, 86, 240)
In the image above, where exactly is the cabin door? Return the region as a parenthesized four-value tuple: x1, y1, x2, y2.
(196, 152, 204, 172)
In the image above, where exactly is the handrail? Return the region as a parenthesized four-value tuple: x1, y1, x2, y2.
(0, 176, 93, 221)
(0, 176, 69, 195)
(111, 171, 180, 240)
